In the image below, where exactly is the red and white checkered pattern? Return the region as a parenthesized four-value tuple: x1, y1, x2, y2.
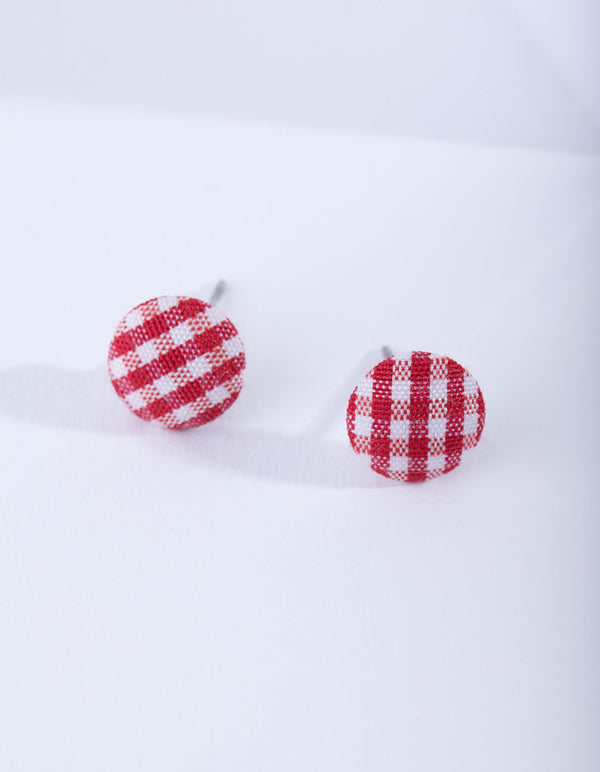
(346, 352, 485, 481)
(108, 296, 245, 429)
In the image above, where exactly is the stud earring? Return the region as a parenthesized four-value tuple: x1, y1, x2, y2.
(108, 281, 245, 429)
(346, 349, 485, 482)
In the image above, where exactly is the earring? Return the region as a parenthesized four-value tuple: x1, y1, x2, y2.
(346, 349, 485, 482)
(108, 281, 245, 429)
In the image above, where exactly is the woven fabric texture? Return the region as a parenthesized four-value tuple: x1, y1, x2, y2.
(108, 296, 245, 429)
(346, 351, 485, 482)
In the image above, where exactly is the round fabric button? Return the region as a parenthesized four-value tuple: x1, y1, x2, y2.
(346, 351, 485, 481)
(108, 295, 245, 429)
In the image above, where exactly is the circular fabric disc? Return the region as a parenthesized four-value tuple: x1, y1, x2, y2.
(108, 295, 245, 429)
(346, 351, 485, 481)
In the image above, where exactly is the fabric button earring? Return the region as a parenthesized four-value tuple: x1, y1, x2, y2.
(346, 348, 485, 481)
(108, 281, 245, 429)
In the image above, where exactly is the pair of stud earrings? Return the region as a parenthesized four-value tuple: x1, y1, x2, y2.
(108, 282, 485, 483)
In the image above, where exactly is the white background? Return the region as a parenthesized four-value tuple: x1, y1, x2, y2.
(0, 2, 599, 770)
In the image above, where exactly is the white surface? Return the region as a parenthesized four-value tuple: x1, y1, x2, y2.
(0, 0, 599, 152)
(505, 0, 600, 127)
(0, 96, 599, 770)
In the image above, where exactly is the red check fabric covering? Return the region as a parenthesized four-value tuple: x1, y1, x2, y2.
(346, 352, 485, 482)
(108, 296, 245, 429)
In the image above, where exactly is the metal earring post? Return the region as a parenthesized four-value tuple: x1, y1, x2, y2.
(307, 347, 395, 437)
(209, 279, 227, 306)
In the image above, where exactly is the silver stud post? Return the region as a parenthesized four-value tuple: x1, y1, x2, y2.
(209, 279, 227, 306)
(382, 345, 394, 359)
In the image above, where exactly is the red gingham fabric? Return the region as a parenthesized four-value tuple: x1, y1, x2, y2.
(108, 296, 245, 429)
(346, 352, 485, 481)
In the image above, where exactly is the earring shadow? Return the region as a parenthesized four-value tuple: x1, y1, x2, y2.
(0, 365, 390, 489)
(170, 423, 389, 488)
(0, 365, 144, 434)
